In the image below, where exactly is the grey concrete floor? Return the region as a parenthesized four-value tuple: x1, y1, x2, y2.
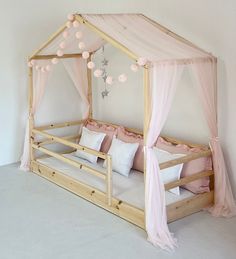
(0, 163, 236, 259)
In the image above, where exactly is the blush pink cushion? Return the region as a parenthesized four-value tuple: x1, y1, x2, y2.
(117, 127, 144, 172)
(85, 120, 117, 153)
(156, 137, 212, 194)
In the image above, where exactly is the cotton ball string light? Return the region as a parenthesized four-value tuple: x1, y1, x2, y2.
(82, 51, 90, 59)
(106, 76, 113, 85)
(59, 41, 66, 49)
(137, 57, 147, 66)
(46, 65, 51, 72)
(51, 58, 59, 64)
(75, 31, 83, 39)
(67, 13, 74, 21)
(94, 69, 103, 78)
(62, 30, 69, 39)
(35, 65, 40, 71)
(87, 61, 95, 70)
(130, 64, 138, 72)
(118, 73, 127, 83)
(73, 20, 79, 28)
(41, 67, 46, 73)
(66, 21, 72, 28)
(56, 49, 64, 57)
(78, 41, 85, 50)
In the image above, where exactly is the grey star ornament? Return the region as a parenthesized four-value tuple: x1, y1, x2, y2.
(101, 89, 109, 98)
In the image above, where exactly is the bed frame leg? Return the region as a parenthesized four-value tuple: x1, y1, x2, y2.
(106, 155, 112, 206)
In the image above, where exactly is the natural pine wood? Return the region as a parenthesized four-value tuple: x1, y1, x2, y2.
(35, 120, 85, 131)
(33, 53, 83, 60)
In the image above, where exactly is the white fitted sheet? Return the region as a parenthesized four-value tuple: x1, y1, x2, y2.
(37, 153, 194, 209)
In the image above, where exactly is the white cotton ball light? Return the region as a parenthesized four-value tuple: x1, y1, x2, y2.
(75, 31, 83, 39)
(82, 51, 90, 59)
(137, 57, 147, 66)
(66, 21, 72, 28)
(130, 64, 138, 72)
(62, 30, 69, 39)
(67, 13, 74, 21)
(94, 69, 103, 78)
(73, 20, 79, 28)
(59, 41, 66, 49)
(106, 76, 113, 85)
(87, 61, 95, 69)
(78, 41, 85, 50)
(57, 49, 64, 57)
(51, 58, 59, 65)
(118, 73, 127, 83)
(46, 65, 51, 71)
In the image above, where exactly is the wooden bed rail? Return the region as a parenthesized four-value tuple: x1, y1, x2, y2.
(35, 134, 80, 147)
(35, 119, 85, 131)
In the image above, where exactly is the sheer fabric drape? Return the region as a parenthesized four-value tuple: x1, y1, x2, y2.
(145, 62, 184, 250)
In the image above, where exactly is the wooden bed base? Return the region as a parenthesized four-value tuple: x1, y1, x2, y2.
(30, 119, 214, 229)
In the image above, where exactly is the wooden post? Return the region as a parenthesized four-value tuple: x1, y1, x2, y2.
(87, 56, 93, 119)
(106, 155, 112, 206)
(28, 66, 34, 170)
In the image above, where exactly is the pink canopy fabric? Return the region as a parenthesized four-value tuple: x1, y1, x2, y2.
(63, 58, 89, 119)
(20, 60, 52, 171)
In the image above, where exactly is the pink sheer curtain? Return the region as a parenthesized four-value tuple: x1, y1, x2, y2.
(20, 60, 52, 171)
(191, 60, 236, 217)
(145, 62, 184, 251)
(63, 58, 89, 119)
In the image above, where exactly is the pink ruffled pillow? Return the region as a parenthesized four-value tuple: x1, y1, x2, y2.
(85, 120, 117, 153)
(117, 127, 144, 172)
(156, 137, 212, 194)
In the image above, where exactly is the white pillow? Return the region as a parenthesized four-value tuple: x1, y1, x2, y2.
(104, 137, 139, 177)
(153, 147, 185, 195)
(75, 127, 106, 164)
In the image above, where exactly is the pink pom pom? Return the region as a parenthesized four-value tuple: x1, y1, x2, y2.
(73, 20, 79, 28)
(94, 69, 103, 78)
(62, 30, 69, 39)
(41, 67, 46, 73)
(82, 51, 89, 59)
(66, 21, 72, 28)
(67, 13, 74, 21)
(59, 41, 66, 49)
(75, 31, 83, 39)
(137, 57, 147, 66)
(78, 42, 85, 50)
(46, 65, 51, 71)
(51, 58, 59, 64)
(87, 61, 95, 70)
(106, 76, 113, 85)
(57, 49, 63, 57)
(130, 64, 138, 72)
(118, 74, 127, 83)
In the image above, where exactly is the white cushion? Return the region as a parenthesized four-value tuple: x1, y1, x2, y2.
(104, 137, 139, 177)
(75, 127, 106, 164)
(153, 147, 185, 195)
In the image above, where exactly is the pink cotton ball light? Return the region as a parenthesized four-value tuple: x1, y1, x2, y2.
(106, 76, 113, 85)
(94, 69, 103, 78)
(87, 61, 95, 70)
(137, 57, 147, 66)
(62, 30, 69, 39)
(118, 74, 127, 83)
(73, 20, 79, 28)
(51, 58, 59, 65)
(78, 42, 85, 50)
(130, 64, 138, 72)
(59, 41, 66, 49)
(67, 13, 74, 21)
(75, 31, 83, 39)
(57, 49, 64, 57)
(82, 51, 90, 59)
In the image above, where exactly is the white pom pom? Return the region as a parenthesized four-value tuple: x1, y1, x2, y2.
(94, 69, 103, 78)
(73, 20, 79, 28)
(66, 21, 72, 28)
(62, 30, 69, 39)
(78, 42, 85, 50)
(118, 73, 127, 83)
(106, 76, 113, 85)
(46, 65, 51, 71)
(75, 31, 83, 39)
(130, 64, 138, 72)
(59, 41, 66, 49)
(87, 61, 95, 69)
(82, 51, 90, 59)
(67, 13, 74, 21)
(51, 58, 59, 65)
(137, 57, 147, 66)
(56, 49, 63, 57)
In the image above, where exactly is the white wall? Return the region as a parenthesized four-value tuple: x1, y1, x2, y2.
(0, 0, 235, 196)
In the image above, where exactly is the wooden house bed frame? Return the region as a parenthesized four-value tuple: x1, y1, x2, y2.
(28, 14, 214, 230)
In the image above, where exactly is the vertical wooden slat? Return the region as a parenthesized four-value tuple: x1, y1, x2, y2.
(106, 155, 112, 206)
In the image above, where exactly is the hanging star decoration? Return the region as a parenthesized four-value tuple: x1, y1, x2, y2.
(101, 89, 109, 98)
(100, 46, 110, 98)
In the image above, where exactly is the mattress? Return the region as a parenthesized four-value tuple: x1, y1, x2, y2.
(37, 153, 195, 209)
